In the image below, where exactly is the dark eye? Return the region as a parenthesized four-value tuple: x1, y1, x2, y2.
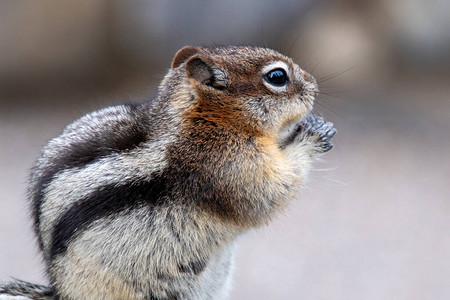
(264, 68, 289, 86)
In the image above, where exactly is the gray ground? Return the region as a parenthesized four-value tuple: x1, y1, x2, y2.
(1, 76, 449, 299)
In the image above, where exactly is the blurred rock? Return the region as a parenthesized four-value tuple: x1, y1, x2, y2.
(287, 0, 450, 91)
(0, 1, 113, 95)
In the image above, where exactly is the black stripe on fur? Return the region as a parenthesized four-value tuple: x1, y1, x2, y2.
(31, 104, 149, 250)
(50, 173, 169, 259)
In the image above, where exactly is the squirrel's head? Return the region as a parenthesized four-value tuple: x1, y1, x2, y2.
(167, 46, 318, 140)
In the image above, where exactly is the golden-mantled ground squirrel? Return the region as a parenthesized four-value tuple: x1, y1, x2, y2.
(0, 46, 336, 300)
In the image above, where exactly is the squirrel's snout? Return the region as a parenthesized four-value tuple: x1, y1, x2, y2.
(295, 70, 318, 97)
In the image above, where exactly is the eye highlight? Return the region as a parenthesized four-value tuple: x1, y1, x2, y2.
(264, 68, 289, 86)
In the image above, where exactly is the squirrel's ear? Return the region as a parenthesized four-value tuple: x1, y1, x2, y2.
(185, 56, 214, 86)
(185, 56, 228, 90)
(171, 46, 200, 69)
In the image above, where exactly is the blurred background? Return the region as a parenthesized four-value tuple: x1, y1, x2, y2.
(0, 0, 449, 299)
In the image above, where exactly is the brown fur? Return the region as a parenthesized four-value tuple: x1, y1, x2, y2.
(169, 46, 318, 227)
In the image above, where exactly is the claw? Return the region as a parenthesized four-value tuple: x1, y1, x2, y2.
(325, 127, 337, 139)
(322, 142, 333, 152)
(298, 114, 337, 153)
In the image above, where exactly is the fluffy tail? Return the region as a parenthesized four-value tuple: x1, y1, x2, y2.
(0, 279, 54, 300)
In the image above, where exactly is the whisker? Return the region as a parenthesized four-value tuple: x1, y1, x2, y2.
(317, 65, 355, 84)
(317, 92, 347, 100)
(313, 98, 342, 118)
(287, 30, 304, 57)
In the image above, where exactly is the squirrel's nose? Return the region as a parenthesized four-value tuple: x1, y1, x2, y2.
(300, 72, 319, 97)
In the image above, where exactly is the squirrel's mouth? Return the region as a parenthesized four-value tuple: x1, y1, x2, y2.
(276, 94, 314, 148)
(276, 116, 306, 149)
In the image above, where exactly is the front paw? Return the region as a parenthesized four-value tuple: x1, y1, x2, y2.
(297, 114, 336, 154)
